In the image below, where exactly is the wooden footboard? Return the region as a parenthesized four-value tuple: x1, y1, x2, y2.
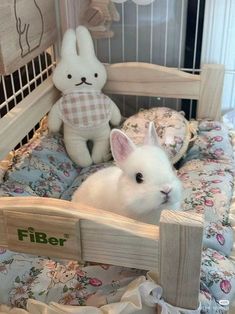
(0, 196, 203, 310)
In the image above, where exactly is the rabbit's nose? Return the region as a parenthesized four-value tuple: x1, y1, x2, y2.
(160, 185, 172, 195)
(81, 77, 86, 82)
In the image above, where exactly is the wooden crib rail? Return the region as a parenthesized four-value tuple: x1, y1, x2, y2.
(104, 62, 201, 99)
(0, 196, 203, 309)
(104, 62, 224, 120)
(0, 197, 159, 269)
(0, 63, 224, 160)
(0, 76, 60, 160)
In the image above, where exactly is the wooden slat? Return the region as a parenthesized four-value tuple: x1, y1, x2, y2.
(159, 210, 204, 309)
(104, 62, 201, 99)
(81, 220, 157, 270)
(0, 77, 60, 160)
(5, 211, 81, 260)
(198, 64, 225, 120)
(0, 197, 159, 271)
(0, 215, 7, 247)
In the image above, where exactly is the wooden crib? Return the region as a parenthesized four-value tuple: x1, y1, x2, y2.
(0, 60, 225, 312)
(0, 1, 226, 312)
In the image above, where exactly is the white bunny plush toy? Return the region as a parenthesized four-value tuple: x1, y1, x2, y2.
(72, 122, 182, 224)
(48, 26, 121, 167)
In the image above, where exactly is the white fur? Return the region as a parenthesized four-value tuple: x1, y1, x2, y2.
(72, 122, 182, 224)
(48, 26, 121, 167)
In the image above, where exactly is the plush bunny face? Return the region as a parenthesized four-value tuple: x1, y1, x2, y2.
(53, 27, 107, 93)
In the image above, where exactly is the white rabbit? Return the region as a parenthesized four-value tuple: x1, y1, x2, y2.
(48, 26, 121, 167)
(72, 122, 182, 224)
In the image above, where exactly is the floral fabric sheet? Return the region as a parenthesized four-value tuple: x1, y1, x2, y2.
(121, 107, 192, 164)
(0, 134, 81, 198)
(0, 248, 145, 309)
(0, 120, 235, 313)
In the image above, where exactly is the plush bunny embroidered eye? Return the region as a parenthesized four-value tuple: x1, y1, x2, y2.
(72, 122, 182, 224)
(48, 26, 121, 167)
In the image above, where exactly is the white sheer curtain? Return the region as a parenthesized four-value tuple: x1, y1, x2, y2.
(201, 0, 235, 113)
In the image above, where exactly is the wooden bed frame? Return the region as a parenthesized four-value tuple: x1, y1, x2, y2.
(0, 62, 225, 311)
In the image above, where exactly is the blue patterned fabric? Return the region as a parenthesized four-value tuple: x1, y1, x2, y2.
(0, 120, 234, 313)
(178, 159, 234, 257)
(0, 134, 81, 198)
(182, 120, 234, 163)
(61, 162, 112, 200)
(178, 121, 235, 257)
(0, 248, 144, 309)
(199, 248, 235, 313)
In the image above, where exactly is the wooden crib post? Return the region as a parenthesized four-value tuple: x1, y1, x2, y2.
(159, 210, 204, 310)
(198, 64, 225, 121)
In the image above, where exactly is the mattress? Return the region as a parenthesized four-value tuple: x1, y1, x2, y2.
(0, 119, 235, 313)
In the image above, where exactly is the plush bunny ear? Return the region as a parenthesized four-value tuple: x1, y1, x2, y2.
(144, 121, 160, 146)
(76, 26, 96, 58)
(111, 129, 135, 163)
(61, 29, 77, 59)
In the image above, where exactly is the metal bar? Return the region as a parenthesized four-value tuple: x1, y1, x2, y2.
(121, 2, 126, 115)
(0, 65, 54, 110)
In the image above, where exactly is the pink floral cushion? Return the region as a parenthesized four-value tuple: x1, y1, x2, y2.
(201, 248, 235, 303)
(204, 222, 233, 258)
(199, 282, 229, 313)
(183, 120, 234, 163)
(178, 159, 234, 222)
(178, 158, 234, 256)
(121, 107, 192, 164)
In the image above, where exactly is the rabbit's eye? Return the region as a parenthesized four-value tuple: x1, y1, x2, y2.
(94, 73, 98, 78)
(67, 74, 72, 79)
(136, 172, 144, 184)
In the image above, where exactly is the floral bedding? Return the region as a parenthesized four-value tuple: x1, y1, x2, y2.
(0, 249, 145, 309)
(0, 120, 235, 313)
(120, 107, 193, 164)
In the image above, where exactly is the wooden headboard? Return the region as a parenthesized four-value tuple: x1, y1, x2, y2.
(104, 63, 225, 120)
(0, 62, 224, 160)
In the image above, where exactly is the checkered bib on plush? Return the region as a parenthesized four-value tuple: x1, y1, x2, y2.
(59, 91, 112, 129)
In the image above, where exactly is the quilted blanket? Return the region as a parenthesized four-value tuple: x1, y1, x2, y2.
(0, 120, 234, 313)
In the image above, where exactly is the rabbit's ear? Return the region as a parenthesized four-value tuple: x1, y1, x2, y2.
(76, 26, 96, 58)
(144, 121, 160, 146)
(111, 129, 135, 163)
(61, 29, 77, 59)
